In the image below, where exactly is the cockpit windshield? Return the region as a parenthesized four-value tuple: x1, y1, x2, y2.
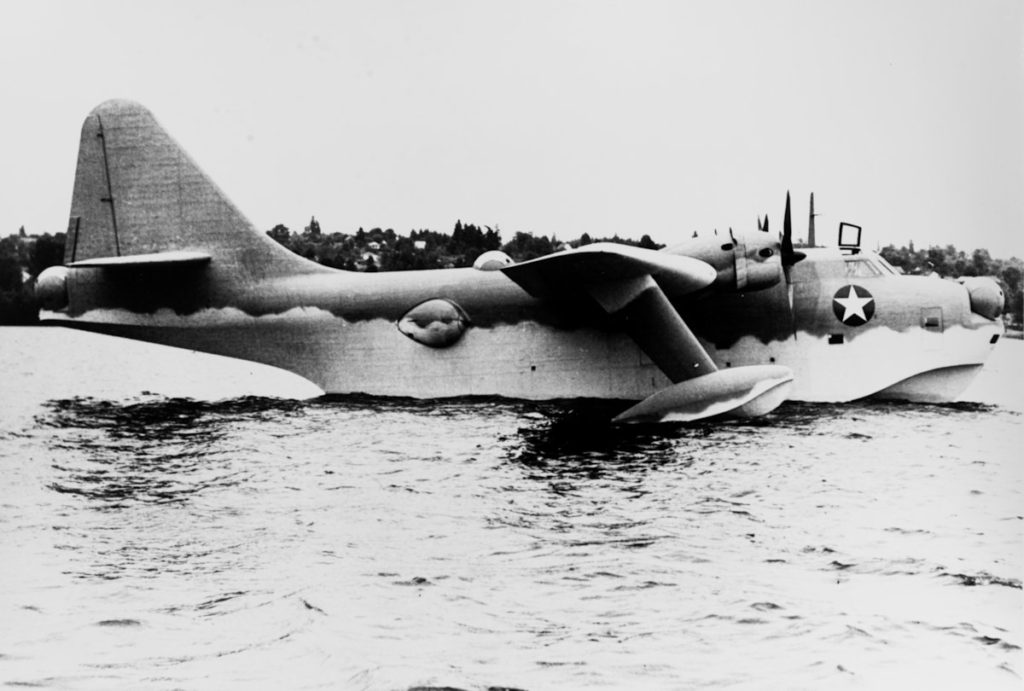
(844, 258, 881, 278)
(874, 255, 899, 275)
(844, 256, 895, 278)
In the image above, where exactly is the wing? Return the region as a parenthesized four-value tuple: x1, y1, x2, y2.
(502, 242, 715, 304)
(502, 243, 793, 422)
(503, 243, 718, 383)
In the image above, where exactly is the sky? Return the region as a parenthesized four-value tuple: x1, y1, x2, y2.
(1, 0, 1021, 257)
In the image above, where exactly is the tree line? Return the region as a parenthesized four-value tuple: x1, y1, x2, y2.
(0, 229, 64, 325)
(267, 217, 660, 272)
(0, 223, 1019, 328)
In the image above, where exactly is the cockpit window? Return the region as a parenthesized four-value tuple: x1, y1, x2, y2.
(875, 255, 899, 275)
(844, 258, 883, 278)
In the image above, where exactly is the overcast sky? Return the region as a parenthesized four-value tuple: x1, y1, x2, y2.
(2, 0, 1021, 257)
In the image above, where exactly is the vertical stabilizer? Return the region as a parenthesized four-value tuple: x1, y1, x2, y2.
(64, 100, 324, 281)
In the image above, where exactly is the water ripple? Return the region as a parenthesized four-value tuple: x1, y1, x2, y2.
(0, 336, 1020, 689)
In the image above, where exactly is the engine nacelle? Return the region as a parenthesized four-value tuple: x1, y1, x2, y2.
(664, 233, 784, 292)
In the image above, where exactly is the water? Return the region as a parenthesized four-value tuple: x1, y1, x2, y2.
(1, 327, 1021, 690)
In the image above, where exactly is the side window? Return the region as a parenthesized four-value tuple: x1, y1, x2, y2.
(844, 259, 882, 278)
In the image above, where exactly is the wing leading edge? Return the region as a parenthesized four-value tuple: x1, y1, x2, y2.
(502, 243, 793, 422)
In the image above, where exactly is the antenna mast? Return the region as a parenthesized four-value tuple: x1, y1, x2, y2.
(808, 193, 818, 247)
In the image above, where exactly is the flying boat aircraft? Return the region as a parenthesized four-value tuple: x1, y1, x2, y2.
(35, 101, 1005, 422)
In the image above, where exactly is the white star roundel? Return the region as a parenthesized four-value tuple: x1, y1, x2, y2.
(832, 285, 875, 326)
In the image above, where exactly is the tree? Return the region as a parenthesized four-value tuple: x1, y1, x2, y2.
(0, 235, 36, 324)
(639, 234, 660, 250)
(1002, 264, 1023, 327)
(971, 248, 992, 277)
(502, 231, 557, 261)
(483, 225, 502, 251)
(28, 233, 65, 276)
(267, 224, 290, 244)
(0, 253, 22, 293)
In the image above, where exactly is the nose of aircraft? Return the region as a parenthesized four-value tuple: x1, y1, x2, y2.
(960, 276, 1004, 320)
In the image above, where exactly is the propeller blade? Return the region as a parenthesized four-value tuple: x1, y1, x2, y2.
(782, 191, 792, 252)
(780, 192, 803, 331)
(781, 192, 806, 267)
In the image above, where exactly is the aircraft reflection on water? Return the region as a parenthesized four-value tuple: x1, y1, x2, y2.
(36, 101, 1004, 423)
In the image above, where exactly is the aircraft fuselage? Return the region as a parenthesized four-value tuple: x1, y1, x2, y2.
(35, 100, 1005, 417)
(44, 246, 1001, 405)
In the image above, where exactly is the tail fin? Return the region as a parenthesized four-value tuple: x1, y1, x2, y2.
(64, 100, 324, 280)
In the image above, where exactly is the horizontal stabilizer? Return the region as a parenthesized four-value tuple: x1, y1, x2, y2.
(613, 365, 794, 424)
(502, 243, 716, 302)
(69, 250, 212, 268)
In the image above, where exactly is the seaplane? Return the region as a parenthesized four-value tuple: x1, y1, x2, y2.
(35, 101, 1005, 423)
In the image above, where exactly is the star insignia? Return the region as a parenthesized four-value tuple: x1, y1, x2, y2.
(832, 285, 875, 326)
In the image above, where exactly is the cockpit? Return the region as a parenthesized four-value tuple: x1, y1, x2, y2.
(843, 255, 898, 278)
(836, 221, 899, 278)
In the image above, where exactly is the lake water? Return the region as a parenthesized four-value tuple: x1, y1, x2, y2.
(1, 327, 1021, 690)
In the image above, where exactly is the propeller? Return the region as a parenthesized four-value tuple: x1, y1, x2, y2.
(781, 191, 806, 269)
(780, 192, 805, 336)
